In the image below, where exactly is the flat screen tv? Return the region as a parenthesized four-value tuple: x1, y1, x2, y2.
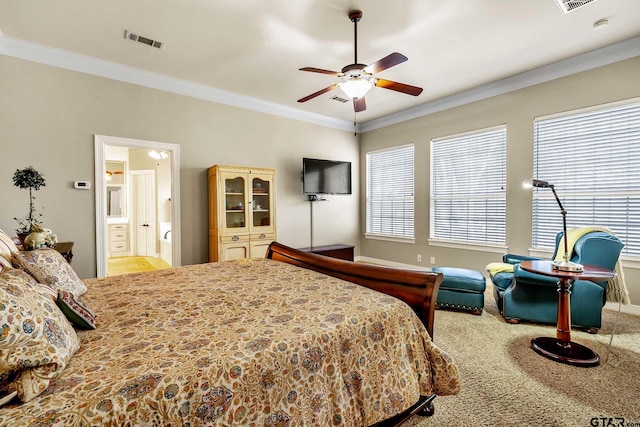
(303, 158, 352, 195)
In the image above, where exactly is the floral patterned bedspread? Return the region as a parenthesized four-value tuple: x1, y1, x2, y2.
(1, 258, 460, 426)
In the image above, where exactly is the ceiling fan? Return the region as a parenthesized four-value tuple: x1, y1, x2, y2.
(297, 10, 423, 112)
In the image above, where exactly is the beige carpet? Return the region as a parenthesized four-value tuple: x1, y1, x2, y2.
(405, 285, 640, 427)
(107, 256, 171, 276)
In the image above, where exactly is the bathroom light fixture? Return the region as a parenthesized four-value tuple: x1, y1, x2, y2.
(149, 150, 168, 160)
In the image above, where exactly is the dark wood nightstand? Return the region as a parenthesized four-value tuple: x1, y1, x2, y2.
(298, 244, 354, 261)
(55, 242, 74, 264)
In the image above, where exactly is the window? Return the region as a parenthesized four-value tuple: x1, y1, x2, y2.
(366, 144, 414, 240)
(430, 126, 506, 246)
(533, 99, 640, 256)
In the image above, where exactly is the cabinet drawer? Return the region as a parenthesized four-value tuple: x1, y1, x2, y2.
(249, 232, 275, 241)
(221, 234, 250, 244)
(109, 240, 129, 253)
(110, 224, 128, 231)
(109, 231, 128, 241)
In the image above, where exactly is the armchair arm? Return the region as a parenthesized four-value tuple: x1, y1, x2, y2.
(502, 253, 544, 265)
(512, 264, 559, 287)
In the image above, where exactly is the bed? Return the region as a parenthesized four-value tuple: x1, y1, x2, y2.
(0, 240, 460, 426)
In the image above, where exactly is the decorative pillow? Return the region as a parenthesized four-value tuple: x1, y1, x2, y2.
(0, 268, 80, 402)
(0, 229, 18, 269)
(12, 249, 87, 297)
(35, 282, 58, 302)
(56, 290, 96, 330)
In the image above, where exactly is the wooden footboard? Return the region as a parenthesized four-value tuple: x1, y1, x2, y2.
(266, 241, 442, 339)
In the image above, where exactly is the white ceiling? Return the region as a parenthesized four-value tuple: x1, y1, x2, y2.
(1, 0, 639, 130)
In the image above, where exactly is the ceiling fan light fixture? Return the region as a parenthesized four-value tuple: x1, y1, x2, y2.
(339, 76, 374, 99)
(297, 9, 421, 112)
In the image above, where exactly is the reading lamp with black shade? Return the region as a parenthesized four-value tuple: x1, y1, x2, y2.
(523, 179, 584, 272)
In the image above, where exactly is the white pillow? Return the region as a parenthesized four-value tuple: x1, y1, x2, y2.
(0, 229, 18, 269)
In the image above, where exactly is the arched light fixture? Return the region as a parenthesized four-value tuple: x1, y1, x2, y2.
(149, 150, 168, 160)
(523, 179, 583, 272)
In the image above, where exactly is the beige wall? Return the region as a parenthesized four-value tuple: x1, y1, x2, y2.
(0, 55, 359, 279)
(359, 57, 640, 305)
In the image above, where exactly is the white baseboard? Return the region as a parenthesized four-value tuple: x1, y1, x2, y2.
(605, 301, 640, 316)
(355, 256, 431, 271)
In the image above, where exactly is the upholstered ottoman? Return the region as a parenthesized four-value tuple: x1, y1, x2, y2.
(432, 267, 486, 315)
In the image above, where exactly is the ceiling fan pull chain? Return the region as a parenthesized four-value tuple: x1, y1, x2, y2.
(354, 111, 357, 136)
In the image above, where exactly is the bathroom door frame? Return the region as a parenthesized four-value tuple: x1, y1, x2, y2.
(94, 134, 181, 277)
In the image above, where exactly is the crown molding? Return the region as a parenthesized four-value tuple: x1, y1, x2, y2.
(1, 34, 639, 134)
(0, 35, 355, 132)
(360, 36, 640, 132)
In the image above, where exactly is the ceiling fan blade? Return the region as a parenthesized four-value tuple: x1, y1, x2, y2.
(375, 78, 423, 96)
(297, 84, 339, 103)
(364, 52, 408, 74)
(299, 67, 342, 76)
(354, 97, 366, 112)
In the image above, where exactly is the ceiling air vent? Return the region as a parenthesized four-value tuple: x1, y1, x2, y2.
(124, 30, 163, 49)
(554, 0, 598, 13)
(330, 95, 349, 103)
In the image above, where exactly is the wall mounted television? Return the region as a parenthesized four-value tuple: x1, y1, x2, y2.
(303, 157, 352, 195)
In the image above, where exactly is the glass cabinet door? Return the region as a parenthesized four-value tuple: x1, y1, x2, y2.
(251, 176, 272, 229)
(224, 176, 246, 229)
(250, 173, 275, 233)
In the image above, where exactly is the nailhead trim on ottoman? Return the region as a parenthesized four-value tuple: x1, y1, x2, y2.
(432, 267, 486, 315)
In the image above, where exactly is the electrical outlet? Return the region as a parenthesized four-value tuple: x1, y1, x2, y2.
(417, 254, 422, 262)
(430, 257, 436, 265)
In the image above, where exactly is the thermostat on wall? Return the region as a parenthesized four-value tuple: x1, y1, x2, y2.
(74, 181, 91, 189)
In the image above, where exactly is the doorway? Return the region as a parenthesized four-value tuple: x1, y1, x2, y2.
(94, 135, 181, 277)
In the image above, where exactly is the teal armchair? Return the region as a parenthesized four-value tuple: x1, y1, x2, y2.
(490, 231, 623, 333)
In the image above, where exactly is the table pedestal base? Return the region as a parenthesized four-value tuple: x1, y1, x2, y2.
(531, 337, 600, 367)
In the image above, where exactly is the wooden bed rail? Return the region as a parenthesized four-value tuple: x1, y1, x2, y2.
(266, 241, 442, 339)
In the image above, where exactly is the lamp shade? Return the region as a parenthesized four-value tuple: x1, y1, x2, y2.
(339, 77, 373, 99)
(523, 179, 552, 189)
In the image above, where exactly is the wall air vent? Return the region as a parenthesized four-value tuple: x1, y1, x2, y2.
(554, 0, 598, 13)
(124, 30, 163, 49)
(330, 95, 349, 103)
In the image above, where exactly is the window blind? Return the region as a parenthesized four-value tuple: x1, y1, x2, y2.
(533, 99, 640, 256)
(431, 126, 506, 245)
(366, 144, 414, 239)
